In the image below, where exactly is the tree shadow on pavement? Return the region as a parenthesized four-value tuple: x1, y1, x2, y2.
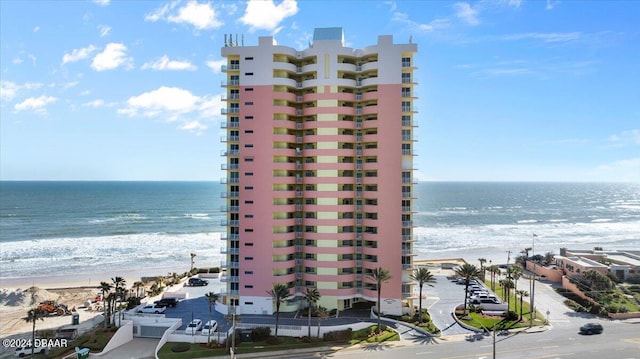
(362, 343, 393, 352)
(409, 334, 439, 345)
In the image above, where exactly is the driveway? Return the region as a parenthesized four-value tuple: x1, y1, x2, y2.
(424, 275, 474, 335)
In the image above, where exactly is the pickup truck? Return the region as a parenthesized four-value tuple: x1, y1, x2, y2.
(137, 304, 166, 314)
(154, 297, 179, 307)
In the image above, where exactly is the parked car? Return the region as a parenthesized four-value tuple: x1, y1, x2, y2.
(185, 319, 203, 334)
(472, 297, 501, 305)
(201, 320, 218, 336)
(138, 304, 166, 314)
(579, 323, 603, 335)
(154, 297, 179, 307)
(187, 278, 209, 287)
(15, 344, 46, 357)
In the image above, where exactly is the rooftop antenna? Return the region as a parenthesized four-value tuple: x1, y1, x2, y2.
(224, 34, 228, 47)
(409, 35, 413, 44)
(235, 34, 239, 47)
(229, 33, 233, 46)
(241, 34, 244, 46)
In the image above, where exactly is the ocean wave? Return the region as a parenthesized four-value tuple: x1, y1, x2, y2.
(184, 213, 211, 219)
(591, 218, 612, 223)
(517, 220, 538, 224)
(0, 232, 225, 278)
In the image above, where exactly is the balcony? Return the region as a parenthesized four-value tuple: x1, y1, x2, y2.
(220, 191, 240, 198)
(220, 261, 239, 269)
(402, 220, 413, 227)
(221, 219, 240, 226)
(221, 136, 240, 142)
(221, 108, 240, 115)
(221, 275, 239, 283)
(220, 233, 240, 241)
(220, 149, 240, 156)
(220, 164, 239, 170)
(221, 121, 240, 129)
(220, 177, 239, 184)
(221, 79, 240, 87)
(220, 247, 240, 254)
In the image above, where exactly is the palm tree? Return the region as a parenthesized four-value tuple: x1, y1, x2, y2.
(133, 281, 144, 298)
(204, 292, 219, 345)
(509, 265, 524, 306)
(454, 264, 482, 315)
(267, 283, 290, 338)
(487, 265, 499, 291)
(316, 305, 329, 338)
(516, 290, 529, 320)
(111, 276, 126, 326)
(410, 267, 436, 322)
(98, 281, 113, 329)
(303, 288, 321, 338)
(190, 252, 197, 272)
(23, 308, 45, 357)
(478, 258, 487, 281)
(367, 267, 391, 334)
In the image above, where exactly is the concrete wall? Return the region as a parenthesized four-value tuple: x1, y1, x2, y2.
(92, 320, 133, 356)
(154, 320, 183, 359)
(526, 261, 563, 282)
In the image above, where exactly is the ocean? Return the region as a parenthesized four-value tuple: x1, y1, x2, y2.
(1, 181, 639, 283)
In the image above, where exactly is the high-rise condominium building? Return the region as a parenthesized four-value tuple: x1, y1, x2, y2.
(219, 28, 417, 316)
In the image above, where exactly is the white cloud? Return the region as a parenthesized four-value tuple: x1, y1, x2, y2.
(12, 58, 23, 64)
(146, 1, 222, 30)
(205, 59, 226, 74)
(454, 2, 479, 26)
(1, 81, 43, 101)
(93, 0, 110, 6)
(83, 99, 105, 107)
(33, 26, 40, 32)
(595, 158, 640, 182)
(91, 43, 132, 71)
(546, 0, 559, 10)
(98, 25, 111, 37)
(14, 95, 58, 114)
(608, 129, 640, 146)
(392, 12, 449, 33)
(500, 32, 582, 43)
(179, 120, 207, 134)
(62, 45, 97, 64)
(28, 54, 37, 65)
(118, 87, 223, 134)
(61, 81, 80, 89)
(240, 0, 298, 31)
(119, 86, 200, 118)
(141, 55, 197, 71)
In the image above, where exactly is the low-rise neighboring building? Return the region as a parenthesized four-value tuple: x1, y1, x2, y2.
(561, 248, 640, 281)
(554, 255, 608, 277)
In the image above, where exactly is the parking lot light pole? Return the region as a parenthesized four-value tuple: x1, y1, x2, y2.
(475, 319, 496, 359)
(530, 233, 537, 328)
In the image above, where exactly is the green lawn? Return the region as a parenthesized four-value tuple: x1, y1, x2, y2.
(158, 326, 400, 358)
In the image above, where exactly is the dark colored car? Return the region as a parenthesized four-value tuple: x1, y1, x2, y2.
(579, 323, 603, 335)
(155, 297, 179, 307)
(188, 278, 209, 286)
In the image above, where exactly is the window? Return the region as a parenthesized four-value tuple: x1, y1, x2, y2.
(245, 72, 254, 76)
(245, 130, 254, 133)
(402, 88, 411, 97)
(402, 101, 411, 112)
(245, 257, 254, 260)
(244, 270, 253, 274)
(245, 88, 254, 92)
(245, 186, 253, 190)
(244, 243, 254, 246)
(402, 73, 411, 83)
(244, 285, 253, 288)
(245, 157, 254, 162)
(245, 144, 254, 148)
(402, 57, 411, 67)
(245, 228, 253, 232)
(245, 200, 254, 204)
(245, 116, 254, 120)
(245, 172, 254, 176)
(244, 214, 253, 218)
(245, 57, 253, 60)
(245, 101, 253, 105)
(245, 302, 254, 305)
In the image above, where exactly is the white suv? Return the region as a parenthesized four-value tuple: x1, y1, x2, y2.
(201, 320, 218, 336)
(185, 319, 203, 334)
(137, 304, 166, 314)
(15, 344, 46, 357)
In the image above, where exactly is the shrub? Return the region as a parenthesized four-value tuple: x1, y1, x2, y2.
(502, 311, 518, 321)
(171, 343, 190, 353)
(323, 328, 352, 342)
(252, 327, 271, 341)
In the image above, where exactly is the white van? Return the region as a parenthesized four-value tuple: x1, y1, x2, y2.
(201, 320, 218, 336)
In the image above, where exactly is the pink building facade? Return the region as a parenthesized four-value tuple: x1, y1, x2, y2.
(219, 28, 418, 316)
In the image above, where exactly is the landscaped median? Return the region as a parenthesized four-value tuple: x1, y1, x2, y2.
(157, 325, 399, 358)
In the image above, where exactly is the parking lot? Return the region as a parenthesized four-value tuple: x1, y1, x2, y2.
(160, 278, 230, 338)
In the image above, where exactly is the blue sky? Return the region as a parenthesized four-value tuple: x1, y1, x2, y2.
(1, 0, 638, 182)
